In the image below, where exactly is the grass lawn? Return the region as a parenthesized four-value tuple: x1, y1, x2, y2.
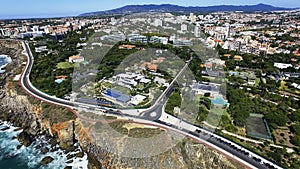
(112, 85, 131, 95)
(102, 82, 112, 88)
(255, 78, 260, 87)
(56, 62, 73, 69)
(205, 108, 228, 126)
(279, 81, 288, 90)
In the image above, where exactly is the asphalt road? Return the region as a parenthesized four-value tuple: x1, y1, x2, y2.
(22, 42, 75, 107)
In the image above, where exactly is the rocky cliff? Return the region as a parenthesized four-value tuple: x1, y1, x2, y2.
(0, 40, 88, 164)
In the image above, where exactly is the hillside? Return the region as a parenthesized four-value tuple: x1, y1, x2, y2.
(80, 3, 296, 16)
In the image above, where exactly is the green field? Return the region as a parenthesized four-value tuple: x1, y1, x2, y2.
(205, 108, 227, 126)
(255, 78, 261, 86)
(56, 62, 74, 69)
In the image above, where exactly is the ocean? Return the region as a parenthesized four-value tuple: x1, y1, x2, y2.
(0, 55, 12, 74)
(0, 120, 88, 169)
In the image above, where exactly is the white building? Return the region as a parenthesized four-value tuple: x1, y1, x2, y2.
(32, 26, 39, 32)
(128, 34, 148, 43)
(154, 77, 169, 87)
(173, 39, 192, 47)
(194, 26, 201, 37)
(191, 82, 220, 97)
(169, 34, 176, 42)
(112, 73, 142, 88)
(189, 13, 196, 23)
(291, 83, 300, 90)
(150, 36, 168, 45)
(153, 19, 163, 27)
(69, 55, 84, 63)
(35, 46, 48, 53)
(274, 63, 293, 69)
(139, 78, 151, 84)
(130, 94, 147, 106)
(181, 24, 187, 32)
(101, 33, 126, 42)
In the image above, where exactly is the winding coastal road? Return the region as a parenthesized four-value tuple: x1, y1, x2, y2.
(20, 41, 284, 169)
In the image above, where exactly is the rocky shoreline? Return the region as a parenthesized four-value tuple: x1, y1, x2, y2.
(0, 83, 93, 168)
(0, 40, 91, 168)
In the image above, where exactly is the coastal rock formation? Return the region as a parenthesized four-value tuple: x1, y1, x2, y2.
(17, 130, 34, 147)
(50, 120, 76, 151)
(41, 156, 54, 165)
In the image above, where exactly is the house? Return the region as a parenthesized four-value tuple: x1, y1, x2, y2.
(191, 82, 220, 97)
(55, 75, 68, 79)
(274, 63, 293, 69)
(119, 44, 136, 49)
(140, 62, 158, 72)
(69, 55, 84, 63)
(293, 51, 300, 57)
(35, 46, 48, 53)
(128, 34, 148, 43)
(147, 63, 158, 72)
(102, 89, 131, 105)
(233, 55, 243, 61)
(112, 73, 138, 87)
(223, 54, 231, 58)
(291, 83, 300, 90)
(140, 62, 150, 69)
(153, 57, 165, 64)
(139, 78, 151, 84)
(130, 94, 146, 106)
(154, 77, 169, 87)
(150, 36, 168, 45)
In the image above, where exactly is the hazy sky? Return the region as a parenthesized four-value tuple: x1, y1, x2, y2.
(0, 0, 299, 19)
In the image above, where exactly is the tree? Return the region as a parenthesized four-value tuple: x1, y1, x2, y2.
(197, 106, 209, 121)
(165, 93, 181, 115)
(200, 97, 211, 110)
(290, 123, 300, 135)
(290, 135, 300, 147)
(288, 110, 300, 122)
(227, 86, 252, 127)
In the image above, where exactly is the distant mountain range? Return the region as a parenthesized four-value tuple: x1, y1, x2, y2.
(80, 3, 298, 16)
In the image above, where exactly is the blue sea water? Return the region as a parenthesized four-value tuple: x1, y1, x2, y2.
(0, 121, 88, 169)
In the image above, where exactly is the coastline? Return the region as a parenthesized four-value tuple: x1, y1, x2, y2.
(0, 40, 91, 168)
(0, 77, 91, 168)
(0, 120, 88, 169)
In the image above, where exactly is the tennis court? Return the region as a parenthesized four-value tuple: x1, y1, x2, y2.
(246, 113, 272, 140)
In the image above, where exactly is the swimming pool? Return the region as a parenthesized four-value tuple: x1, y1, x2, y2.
(55, 79, 64, 84)
(210, 96, 228, 106)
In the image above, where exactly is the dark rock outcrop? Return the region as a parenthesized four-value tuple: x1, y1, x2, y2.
(0, 126, 10, 131)
(17, 131, 34, 147)
(40, 156, 54, 165)
(40, 147, 49, 154)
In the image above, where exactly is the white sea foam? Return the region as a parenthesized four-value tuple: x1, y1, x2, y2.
(0, 55, 12, 73)
(0, 120, 89, 169)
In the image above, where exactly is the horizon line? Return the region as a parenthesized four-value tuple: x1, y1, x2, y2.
(1, 3, 299, 21)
